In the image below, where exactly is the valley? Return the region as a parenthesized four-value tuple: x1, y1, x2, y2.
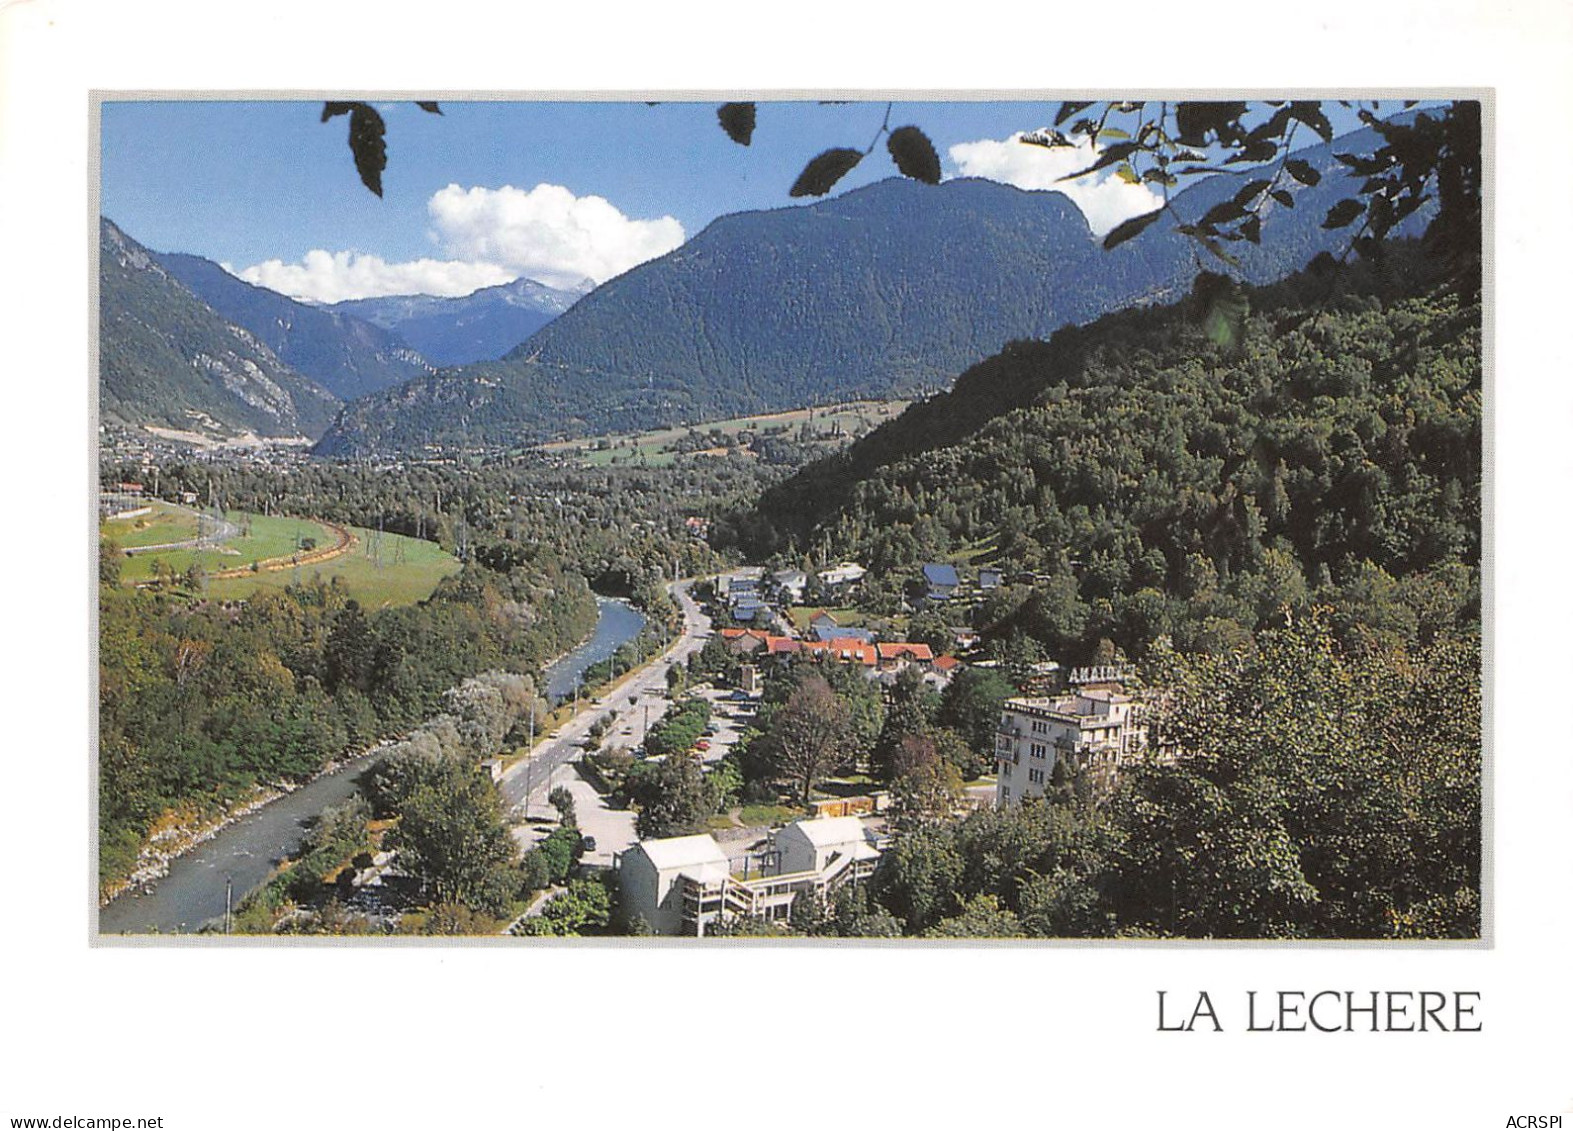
(94, 99, 1482, 947)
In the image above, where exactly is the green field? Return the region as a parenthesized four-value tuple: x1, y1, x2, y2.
(100, 501, 201, 548)
(112, 512, 336, 585)
(207, 526, 461, 607)
(545, 399, 910, 468)
(787, 606, 867, 631)
(108, 511, 461, 607)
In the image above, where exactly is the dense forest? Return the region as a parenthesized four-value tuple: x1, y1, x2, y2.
(97, 552, 597, 895)
(734, 248, 1480, 663)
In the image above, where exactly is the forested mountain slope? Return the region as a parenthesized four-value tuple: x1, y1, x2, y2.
(99, 218, 341, 439)
(733, 251, 1480, 662)
(315, 119, 1426, 457)
(153, 249, 431, 401)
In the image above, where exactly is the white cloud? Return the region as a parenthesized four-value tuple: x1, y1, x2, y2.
(948, 133, 1164, 237)
(236, 183, 685, 303)
(237, 251, 514, 304)
(427, 183, 685, 291)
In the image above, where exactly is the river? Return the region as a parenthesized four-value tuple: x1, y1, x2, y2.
(98, 595, 646, 935)
(543, 596, 647, 702)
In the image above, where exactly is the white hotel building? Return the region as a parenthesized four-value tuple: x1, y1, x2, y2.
(994, 689, 1148, 806)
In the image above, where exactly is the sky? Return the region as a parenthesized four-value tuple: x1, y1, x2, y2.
(100, 98, 1399, 304)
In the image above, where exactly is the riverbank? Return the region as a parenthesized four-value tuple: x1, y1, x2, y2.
(98, 596, 647, 933)
(98, 743, 390, 907)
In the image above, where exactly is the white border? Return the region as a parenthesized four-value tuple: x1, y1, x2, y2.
(4, 2, 1570, 1128)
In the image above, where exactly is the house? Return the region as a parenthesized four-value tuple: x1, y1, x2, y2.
(720, 627, 771, 655)
(616, 818, 883, 935)
(921, 563, 960, 602)
(824, 637, 877, 666)
(805, 609, 840, 638)
(978, 568, 1003, 591)
(774, 816, 881, 878)
(616, 833, 734, 937)
(818, 562, 867, 589)
(994, 690, 1148, 807)
(771, 568, 809, 604)
(876, 641, 935, 671)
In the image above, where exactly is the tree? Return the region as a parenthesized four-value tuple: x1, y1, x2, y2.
(1106, 611, 1480, 938)
(630, 752, 713, 839)
(548, 785, 577, 828)
(887, 733, 964, 832)
(872, 667, 938, 780)
(392, 760, 518, 913)
(936, 667, 1015, 771)
(99, 536, 123, 587)
(763, 674, 853, 804)
(515, 877, 613, 937)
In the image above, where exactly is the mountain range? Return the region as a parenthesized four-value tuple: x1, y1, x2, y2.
(328, 275, 590, 366)
(313, 119, 1429, 458)
(99, 218, 341, 440)
(151, 250, 431, 401)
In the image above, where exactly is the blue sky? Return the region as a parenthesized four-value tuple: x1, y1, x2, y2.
(101, 98, 1400, 303)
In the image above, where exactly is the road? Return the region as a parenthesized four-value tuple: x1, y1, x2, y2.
(122, 501, 242, 555)
(498, 578, 713, 834)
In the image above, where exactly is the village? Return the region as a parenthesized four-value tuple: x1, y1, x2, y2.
(487, 560, 1174, 937)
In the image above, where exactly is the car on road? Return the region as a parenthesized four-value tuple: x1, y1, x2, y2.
(580, 835, 597, 853)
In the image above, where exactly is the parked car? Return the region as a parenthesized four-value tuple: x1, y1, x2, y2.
(580, 835, 597, 853)
(695, 740, 711, 752)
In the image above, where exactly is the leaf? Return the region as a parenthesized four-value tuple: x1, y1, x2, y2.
(1270, 189, 1295, 208)
(1102, 207, 1165, 250)
(416, 102, 443, 115)
(789, 147, 863, 197)
(1288, 101, 1333, 142)
(1200, 199, 1248, 227)
(347, 103, 387, 197)
(1232, 179, 1272, 206)
(1240, 215, 1261, 244)
(1174, 101, 1249, 147)
(1115, 162, 1140, 184)
(1055, 101, 1094, 127)
(1021, 128, 1071, 148)
(716, 102, 756, 146)
(1099, 126, 1130, 141)
(1284, 158, 1321, 186)
(887, 125, 941, 184)
(1057, 141, 1137, 182)
(321, 101, 354, 122)
(1322, 198, 1365, 229)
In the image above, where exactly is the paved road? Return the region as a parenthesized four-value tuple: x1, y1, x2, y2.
(498, 578, 713, 825)
(122, 501, 242, 555)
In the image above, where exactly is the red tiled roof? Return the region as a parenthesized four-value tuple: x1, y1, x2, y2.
(933, 654, 962, 671)
(827, 638, 877, 665)
(767, 637, 801, 654)
(720, 628, 747, 639)
(878, 642, 935, 662)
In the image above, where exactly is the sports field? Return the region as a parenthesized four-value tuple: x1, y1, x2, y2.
(99, 500, 202, 548)
(206, 525, 460, 607)
(105, 510, 461, 607)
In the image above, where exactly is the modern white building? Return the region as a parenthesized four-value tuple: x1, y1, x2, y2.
(774, 816, 882, 877)
(617, 834, 733, 937)
(616, 818, 882, 936)
(994, 690, 1147, 806)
